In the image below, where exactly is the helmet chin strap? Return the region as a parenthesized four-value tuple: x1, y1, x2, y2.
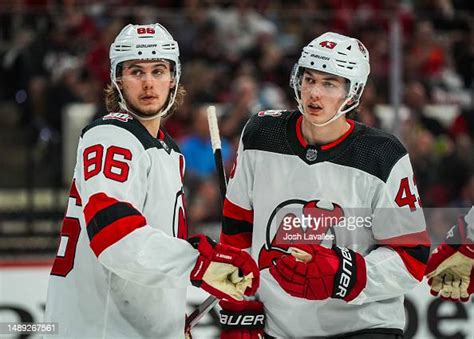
(112, 79, 177, 121)
(294, 85, 357, 127)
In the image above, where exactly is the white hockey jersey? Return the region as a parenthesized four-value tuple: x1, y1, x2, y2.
(44, 113, 198, 338)
(221, 110, 431, 337)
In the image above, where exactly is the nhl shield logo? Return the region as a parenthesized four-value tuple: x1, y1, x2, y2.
(159, 140, 170, 153)
(306, 148, 318, 161)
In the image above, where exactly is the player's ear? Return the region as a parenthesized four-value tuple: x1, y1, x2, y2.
(169, 77, 176, 89)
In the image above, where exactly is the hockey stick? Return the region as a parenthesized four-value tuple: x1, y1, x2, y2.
(207, 105, 227, 203)
(185, 105, 227, 330)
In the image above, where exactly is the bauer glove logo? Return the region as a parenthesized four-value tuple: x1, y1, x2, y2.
(333, 246, 357, 299)
(220, 311, 265, 330)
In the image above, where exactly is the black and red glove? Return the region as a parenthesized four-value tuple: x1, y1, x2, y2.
(425, 214, 474, 302)
(270, 244, 367, 302)
(188, 234, 260, 301)
(219, 299, 265, 339)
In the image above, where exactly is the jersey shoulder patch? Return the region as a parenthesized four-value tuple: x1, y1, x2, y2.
(257, 110, 285, 118)
(82, 113, 164, 151)
(102, 112, 134, 122)
(242, 110, 295, 155)
(331, 124, 407, 182)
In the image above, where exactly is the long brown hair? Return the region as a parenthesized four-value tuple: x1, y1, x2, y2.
(104, 83, 186, 118)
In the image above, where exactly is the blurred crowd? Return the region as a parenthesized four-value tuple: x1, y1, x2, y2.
(0, 0, 472, 237)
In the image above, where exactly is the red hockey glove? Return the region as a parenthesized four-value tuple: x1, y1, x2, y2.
(426, 244, 474, 302)
(425, 215, 474, 302)
(425, 243, 474, 302)
(219, 299, 265, 339)
(270, 244, 367, 302)
(188, 234, 259, 301)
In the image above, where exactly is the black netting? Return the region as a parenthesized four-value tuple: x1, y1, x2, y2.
(243, 111, 294, 155)
(330, 126, 407, 182)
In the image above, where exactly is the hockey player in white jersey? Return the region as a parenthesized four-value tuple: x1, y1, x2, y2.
(425, 206, 474, 302)
(218, 32, 431, 338)
(44, 23, 259, 338)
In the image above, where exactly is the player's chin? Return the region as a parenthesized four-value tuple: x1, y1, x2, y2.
(303, 113, 326, 125)
(137, 105, 162, 117)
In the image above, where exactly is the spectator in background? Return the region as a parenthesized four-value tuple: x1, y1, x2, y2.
(220, 74, 263, 142)
(406, 20, 446, 82)
(244, 19, 289, 89)
(172, 0, 217, 63)
(187, 177, 222, 227)
(404, 80, 446, 137)
(85, 19, 124, 88)
(453, 25, 474, 88)
(208, 0, 276, 63)
(356, 80, 381, 128)
(458, 175, 474, 208)
(180, 104, 232, 181)
(450, 108, 474, 141)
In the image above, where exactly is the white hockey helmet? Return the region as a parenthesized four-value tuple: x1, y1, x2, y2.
(290, 32, 370, 126)
(109, 23, 181, 120)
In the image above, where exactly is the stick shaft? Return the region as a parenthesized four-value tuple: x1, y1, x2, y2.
(186, 105, 228, 330)
(207, 105, 227, 202)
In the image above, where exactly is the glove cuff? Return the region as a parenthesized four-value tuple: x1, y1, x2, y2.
(459, 244, 474, 259)
(219, 300, 265, 331)
(332, 246, 367, 302)
(188, 234, 216, 287)
(188, 234, 217, 253)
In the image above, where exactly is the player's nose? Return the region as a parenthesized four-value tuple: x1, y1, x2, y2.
(141, 73, 154, 89)
(308, 84, 322, 99)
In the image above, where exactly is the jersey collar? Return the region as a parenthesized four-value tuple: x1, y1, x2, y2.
(158, 129, 165, 141)
(295, 115, 355, 150)
(288, 113, 360, 164)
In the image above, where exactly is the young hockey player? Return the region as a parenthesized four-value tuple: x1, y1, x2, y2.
(44, 23, 259, 338)
(218, 32, 430, 338)
(426, 206, 474, 302)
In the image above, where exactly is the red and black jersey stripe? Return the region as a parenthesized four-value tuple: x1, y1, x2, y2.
(378, 230, 431, 281)
(220, 198, 254, 249)
(84, 193, 147, 256)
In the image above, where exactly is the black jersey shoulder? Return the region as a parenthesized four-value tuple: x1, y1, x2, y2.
(82, 113, 173, 152)
(241, 112, 407, 183)
(329, 123, 408, 182)
(242, 110, 295, 155)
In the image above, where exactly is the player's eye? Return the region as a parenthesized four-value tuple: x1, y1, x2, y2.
(131, 69, 143, 77)
(303, 76, 315, 85)
(152, 69, 164, 77)
(323, 81, 336, 88)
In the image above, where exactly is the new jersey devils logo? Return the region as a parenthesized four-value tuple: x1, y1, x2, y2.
(258, 199, 344, 269)
(172, 188, 188, 240)
(172, 155, 188, 239)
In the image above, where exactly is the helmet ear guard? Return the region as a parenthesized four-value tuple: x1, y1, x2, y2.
(290, 32, 370, 126)
(109, 23, 181, 120)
